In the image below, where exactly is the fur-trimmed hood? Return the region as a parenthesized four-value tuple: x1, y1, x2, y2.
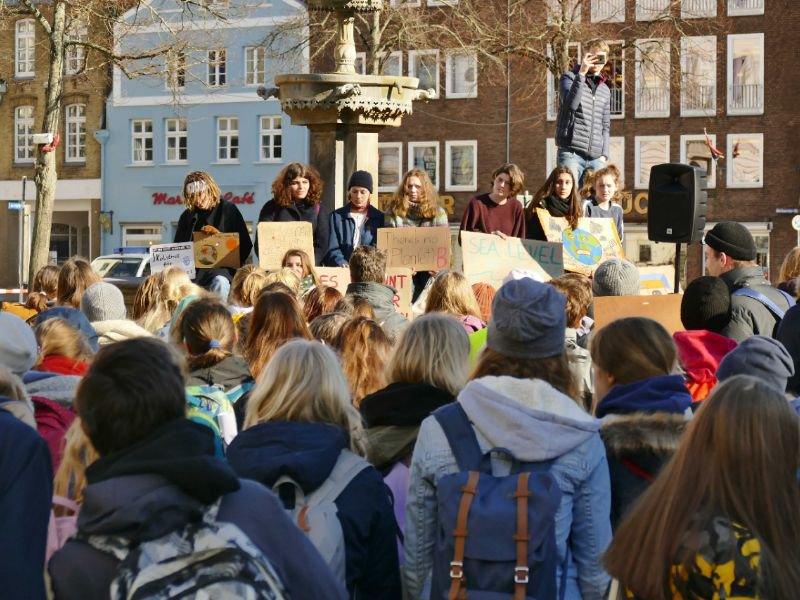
(600, 411, 689, 458)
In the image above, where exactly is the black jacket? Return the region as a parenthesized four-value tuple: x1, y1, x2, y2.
(255, 199, 330, 265)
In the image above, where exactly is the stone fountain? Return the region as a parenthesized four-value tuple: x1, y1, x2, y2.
(261, 0, 432, 209)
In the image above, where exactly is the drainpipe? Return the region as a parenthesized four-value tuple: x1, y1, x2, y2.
(93, 128, 110, 255)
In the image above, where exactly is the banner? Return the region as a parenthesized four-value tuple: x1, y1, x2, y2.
(537, 210, 624, 275)
(594, 294, 684, 334)
(257, 222, 314, 270)
(377, 227, 451, 272)
(149, 242, 196, 279)
(316, 267, 352, 291)
(384, 267, 413, 319)
(460, 231, 563, 288)
(192, 232, 240, 269)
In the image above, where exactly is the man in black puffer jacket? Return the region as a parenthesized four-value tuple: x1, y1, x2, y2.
(555, 39, 612, 186)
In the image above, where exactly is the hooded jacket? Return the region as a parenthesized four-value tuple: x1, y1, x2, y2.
(49, 418, 346, 600)
(91, 319, 154, 346)
(325, 204, 385, 266)
(345, 281, 409, 341)
(23, 370, 82, 408)
(556, 66, 611, 160)
(673, 330, 737, 401)
(404, 376, 612, 600)
(227, 421, 402, 599)
(720, 266, 792, 342)
(255, 198, 330, 265)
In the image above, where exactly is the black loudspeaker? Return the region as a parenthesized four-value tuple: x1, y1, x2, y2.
(647, 163, 707, 243)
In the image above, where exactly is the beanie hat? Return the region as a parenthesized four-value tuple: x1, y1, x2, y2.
(681, 276, 731, 333)
(776, 304, 800, 395)
(487, 278, 566, 359)
(36, 307, 99, 352)
(717, 335, 794, 393)
(592, 258, 640, 297)
(704, 222, 756, 261)
(80, 281, 127, 322)
(347, 170, 373, 194)
(0, 313, 38, 375)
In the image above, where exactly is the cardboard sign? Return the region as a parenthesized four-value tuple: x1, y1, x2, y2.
(460, 231, 563, 288)
(537, 210, 624, 276)
(316, 267, 352, 290)
(593, 294, 684, 334)
(149, 242, 196, 279)
(377, 227, 451, 272)
(193, 232, 241, 269)
(257, 222, 315, 269)
(384, 267, 413, 319)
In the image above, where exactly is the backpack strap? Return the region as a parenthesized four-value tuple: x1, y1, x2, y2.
(732, 287, 795, 319)
(307, 449, 371, 510)
(448, 470, 479, 600)
(514, 472, 532, 600)
(433, 403, 484, 472)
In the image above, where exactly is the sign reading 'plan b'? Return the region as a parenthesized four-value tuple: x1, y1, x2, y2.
(460, 231, 563, 288)
(377, 227, 451, 272)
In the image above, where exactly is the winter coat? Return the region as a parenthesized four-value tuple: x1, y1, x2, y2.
(720, 266, 792, 342)
(0, 411, 53, 600)
(174, 200, 253, 286)
(596, 375, 692, 528)
(673, 330, 737, 402)
(556, 66, 611, 160)
(48, 418, 346, 600)
(458, 193, 525, 240)
(384, 204, 449, 228)
(255, 198, 330, 265)
(324, 204, 385, 266)
(405, 375, 612, 600)
(23, 371, 82, 408)
(91, 319, 153, 346)
(227, 421, 402, 599)
(526, 194, 576, 242)
(344, 281, 409, 341)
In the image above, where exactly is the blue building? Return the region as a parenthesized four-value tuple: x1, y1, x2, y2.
(100, 0, 309, 252)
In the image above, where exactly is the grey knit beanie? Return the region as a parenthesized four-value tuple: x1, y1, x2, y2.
(80, 281, 127, 322)
(0, 313, 38, 375)
(592, 258, 640, 297)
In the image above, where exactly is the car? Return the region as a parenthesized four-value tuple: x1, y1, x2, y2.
(91, 247, 151, 279)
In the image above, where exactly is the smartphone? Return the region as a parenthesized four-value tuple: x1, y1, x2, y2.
(595, 53, 607, 64)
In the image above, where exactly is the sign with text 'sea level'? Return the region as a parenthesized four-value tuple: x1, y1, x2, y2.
(460, 231, 563, 288)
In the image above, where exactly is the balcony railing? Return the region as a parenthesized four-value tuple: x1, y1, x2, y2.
(636, 0, 669, 20)
(729, 0, 763, 12)
(729, 83, 763, 111)
(636, 86, 670, 115)
(682, 84, 715, 112)
(610, 87, 624, 115)
(591, 0, 624, 21)
(682, 0, 716, 17)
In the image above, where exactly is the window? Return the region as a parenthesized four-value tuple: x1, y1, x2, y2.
(217, 117, 239, 162)
(727, 133, 763, 188)
(166, 50, 186, 90)
(208, 49, 227, 87)
(680, 134, 716, 189)
(681, 36, 716, 117)
(728, 0, 763, 16)
(15, 19, 35, 78)
(635, 39, 670, 118)
(14, 106, 35, 164)
(245, 47, 266, 86)
(682, 0, 716, 18)
(259, 116, 282, 161)
(377, 51, 402, 76)
(591, 0, 624, 22)
(408, 141, 439, 187)
(634, 135, 669, 189)
(131, 120, 153, 164)
(122, 224, 163, 248)
(378, 143, 403, 192)
(65, 104, 86, 163)
(727, 34, 763, 115)
(546, 43, 581, 120)
(409, 50, 439, 98)
(65, 20, 88, 75)
(604, 41, 625, 118)
(445, 52, 477, 98)
(547, 0, 581, 24)
(636, 0, 669, 20)
(165, 118, 187, 163)
(608, 136, 625, 185)
(445, 141, 477, 191)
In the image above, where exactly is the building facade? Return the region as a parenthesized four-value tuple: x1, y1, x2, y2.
(374, 0, 800, 283)
(101, 0, 310, 253)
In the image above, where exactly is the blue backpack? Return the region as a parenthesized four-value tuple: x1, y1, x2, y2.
(431, 403, 565, 600)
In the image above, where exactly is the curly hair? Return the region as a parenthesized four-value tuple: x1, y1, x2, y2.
(271, 162, 323, 208)
(388, 168, 440, 220)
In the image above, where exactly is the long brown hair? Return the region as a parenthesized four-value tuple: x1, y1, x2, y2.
(590, 317, 676, 385)
(25, 265, 60, 312)
(525, 166, 581, 231)
(471, 347, 577, 401)
(332, 317, 392, 409)
(245, 291, 312, 378)
(303, 285, 343, 323)
(388, 168, 440, 220)
(604, 375, 800, 600)
(56, 258, 100, 309)
(177, 298, 237, 371)
(271, 162, 323, 208)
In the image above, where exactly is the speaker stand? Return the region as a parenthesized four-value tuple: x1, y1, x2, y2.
(674, 243, 681, 294)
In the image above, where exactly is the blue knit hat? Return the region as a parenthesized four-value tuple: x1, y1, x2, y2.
(36, 307, 99, 352)
(717, 336, 794, 393)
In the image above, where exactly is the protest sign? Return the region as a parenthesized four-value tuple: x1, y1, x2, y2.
(316, 267, 352, 291)
(377, 227, 451, 271)
(149, 242, 196, 279)
(594, 294, 684, 334)
(460, 231, 563, 288)
(537, 210, 624, 276)
(192, 232, 240, 269)
(384, 267, 413, 319)
(257, 222, 314, 269)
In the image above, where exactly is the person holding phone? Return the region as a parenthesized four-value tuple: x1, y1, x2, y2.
(555, 40, 612, 186)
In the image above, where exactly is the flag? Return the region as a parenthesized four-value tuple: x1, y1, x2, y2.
(704, 128, 724, 160)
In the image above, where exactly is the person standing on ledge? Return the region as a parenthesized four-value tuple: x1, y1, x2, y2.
(459, 163, 526, 242)
(555, 40, 611, 186)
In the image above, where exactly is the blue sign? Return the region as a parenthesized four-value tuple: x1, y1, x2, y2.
(562, 228, 603, 266)
(7, 202, 23, 211)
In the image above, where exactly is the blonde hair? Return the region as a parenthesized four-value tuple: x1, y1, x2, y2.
(389, 168, 440, 220)
(282, 249, 320, 286)
(263, 268, 302, 297)
(131, 272, 164, 321)
(230, 265, 268, 307)
(138, 267, 197, 333)
(244, 339, 366, 454)
(425, 271, 482, 319)
(0, 366, 27, 402)
(36, 318, 93, 363)
(53, 419, 99, 506)
(183, 171, 221, 210)
(387, 313, 470, 396)
(779, 247, 800, 283)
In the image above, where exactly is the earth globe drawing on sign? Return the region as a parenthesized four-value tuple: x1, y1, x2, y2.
(562, 228, 603, 266)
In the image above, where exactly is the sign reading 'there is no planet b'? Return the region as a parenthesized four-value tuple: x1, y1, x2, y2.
(377, 227, 451, 272)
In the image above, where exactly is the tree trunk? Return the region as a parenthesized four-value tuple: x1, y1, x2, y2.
(29, 2, 66, 283)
